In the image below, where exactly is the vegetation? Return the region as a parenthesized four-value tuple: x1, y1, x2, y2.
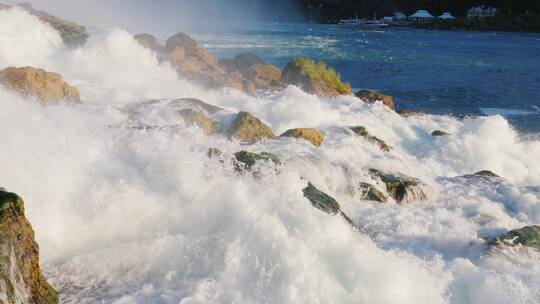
(285, 58, 352, 95)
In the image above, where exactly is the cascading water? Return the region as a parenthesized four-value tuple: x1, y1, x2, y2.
(1, 7, 539, 304)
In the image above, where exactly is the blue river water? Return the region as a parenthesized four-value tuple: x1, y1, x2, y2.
(194, 23, 540, 134)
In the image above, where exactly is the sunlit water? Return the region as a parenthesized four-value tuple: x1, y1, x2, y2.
(1, 8, 540, 304)
(193, 23, 540, 134)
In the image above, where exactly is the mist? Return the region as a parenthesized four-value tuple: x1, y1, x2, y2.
(2, 0, 304, 33)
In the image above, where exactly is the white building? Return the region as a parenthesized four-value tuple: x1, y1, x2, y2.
(439, 12, 456, 20)
(409, 10, 434, 21)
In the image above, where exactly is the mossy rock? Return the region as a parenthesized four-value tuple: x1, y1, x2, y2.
(350, 126, 391, 152)
(302, 182, 355, 227)
(281, 58, 351, 96)
(358, 183, 388, 203)
(280, 128, 324, 147)
(355, 90, 394, 111)
(234, 150, 281, 170)
(228, 112, 276, 143)
(369, 169, 427, 204)
(487, 226, 540, 250)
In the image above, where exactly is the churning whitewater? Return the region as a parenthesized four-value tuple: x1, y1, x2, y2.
(1, 7, 540, 304)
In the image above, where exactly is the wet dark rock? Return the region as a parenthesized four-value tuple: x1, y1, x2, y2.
(369, 169, 427, 204)
(358, 183, 388, 203)
(431, 130, 450, 137)
(0, 189, 58, 304)
(234, 150, 281, 170)
(398, 109, 425, 117)
(349, 126, 391, 152)
(355, 90, 394, 111)
(302, 182, 356, 227)
(487, 226, 540, 250)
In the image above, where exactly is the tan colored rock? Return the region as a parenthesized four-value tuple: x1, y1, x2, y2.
(246, 64, 283, 89)
(166, 32, 198, 55)
(0, 189, 58, 304)
(228, 112, 276, 143)
(280, 128, 324, 147)
(0, 67, 80, 103)
(355, 90, 394, 111)
(178, 108, 222, 135)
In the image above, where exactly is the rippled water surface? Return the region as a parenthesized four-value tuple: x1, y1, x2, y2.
(194, 23, 540, 133)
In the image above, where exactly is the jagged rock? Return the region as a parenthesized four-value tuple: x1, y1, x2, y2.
(369, 169, 427, 204)
(219, 53, 265, 73)
(134, 33, 164, 52)
(349, 126, 391, 152)
(246, 64, 284, 90)
(178, 108, 222, 135)
(358, 183, 388, 203)
(280, 128, 324, 147)
(0, 67, 80, 103)
(398, 108, 425, 117)
(166, 32, 198, 54)
(233, 150, 280, 170)
(228, 112, 276, 143)
(474, 170, 501, 178)
(281, 58, 351, 97)
(0, 189, 58, 304)
(355, 90, 394, 111)
(0, 3, 88, 46)
(302, 182, 355, 227)
(487, 226, 540, 250)
(432, 130, 450, 137)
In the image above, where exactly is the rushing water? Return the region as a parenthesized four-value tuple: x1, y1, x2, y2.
(1, 8, 540, 304)
(194, 23, 540, 134)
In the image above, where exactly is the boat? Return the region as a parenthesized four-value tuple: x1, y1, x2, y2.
(338, 17, 359, 26)
(357, 20, 390, 29)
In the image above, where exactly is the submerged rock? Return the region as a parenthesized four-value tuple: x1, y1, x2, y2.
(234, 150, 280, 170)
(369, 169, 427, 204)
(459, 170, 503, 183)
(358, 183, 388, 203)
(302, 182, 355, 227)
(397, 109, 425, 117)
(349, 126, 391, 152)
(431, 130, 450, 137)
(228, 112, 276, 143)
(178, 108, 223, 135)
(171, 98, 224, 115)
(0, 67, 80, 103)
(0, 189, 58, 304)
(355, 90, 394, 111)
(487, 226, 540, 250)
(281, 58, 351, 97)
(280, 128, 324, 147)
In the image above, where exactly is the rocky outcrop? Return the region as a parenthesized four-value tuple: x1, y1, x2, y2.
(280, 128, 324, 147)
(355, 90, 394, 111)
(0, 67, 80, 103)
(228, 112, 276, 143)
(431, 130, 450, 137)
(488, 226, 540, 250)
(0, 189, 57, 304)
(178, 108, 222, 135)
(0, 3, 88, 46)
(281, 58, 351, 97)
(349, 126, 391, 152)
(134, 32, 254, 94)
(219, 53, 284, 90)
(303, 182, 355, 227)
(358, 183, 388, 203)
(234, 151, 281, 170)
(369, 169, 427, 204)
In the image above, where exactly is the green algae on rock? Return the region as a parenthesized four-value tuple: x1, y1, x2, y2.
(0, 190, 58, 304)
(302, 182, 356, 227)
(488, 226, 540, 250)
(358, 183, 389, 203)
(234, 151, 281, 170)
(369, 169, 427, 205)
(281, 58, 351, 97)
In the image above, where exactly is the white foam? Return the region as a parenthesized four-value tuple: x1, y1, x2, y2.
(0, 8, 539, 304)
